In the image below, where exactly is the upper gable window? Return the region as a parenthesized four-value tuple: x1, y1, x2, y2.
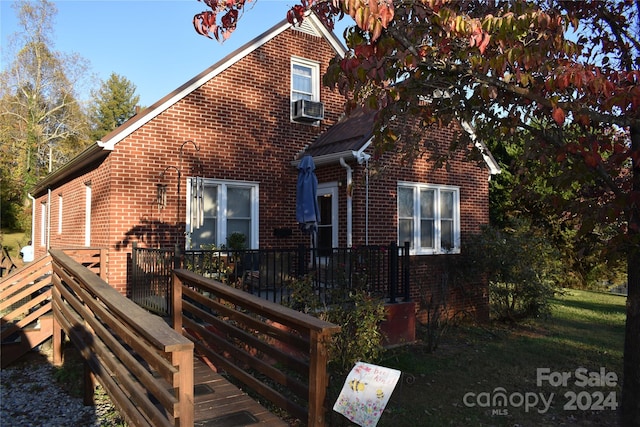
(291, 57, 320, 102)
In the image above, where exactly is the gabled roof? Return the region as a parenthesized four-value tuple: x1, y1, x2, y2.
(31, 14, 347, 196)
(298, 108, 501, 175)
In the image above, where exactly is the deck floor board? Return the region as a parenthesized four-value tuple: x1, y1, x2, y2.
(191, 356, 288, 426)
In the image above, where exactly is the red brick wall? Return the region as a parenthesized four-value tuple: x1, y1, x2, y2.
(33, 157, 117, 288)
(314, 121, 492, 322)
(35, 25, 345, 294)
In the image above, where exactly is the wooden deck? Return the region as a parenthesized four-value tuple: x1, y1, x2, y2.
(192, 356, 289, 427)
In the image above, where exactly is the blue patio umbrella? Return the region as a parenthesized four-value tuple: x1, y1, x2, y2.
(296, 155, 320, 236)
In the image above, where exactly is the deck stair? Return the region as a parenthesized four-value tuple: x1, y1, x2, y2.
(1, 314, 53, 368)
(0, 256, 53, 368)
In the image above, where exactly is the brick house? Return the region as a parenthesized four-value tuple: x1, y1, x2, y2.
(303, 105, 500, 326)
(30, 15, 499, 325)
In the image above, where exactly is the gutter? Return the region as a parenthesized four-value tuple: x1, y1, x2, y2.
(291, 150, 357, 167)
(291, 140, 372, 167)
(47, 189, 51, 251)
(30, 142, 111, 197)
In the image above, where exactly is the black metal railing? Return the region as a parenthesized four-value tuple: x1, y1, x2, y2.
(131, 244, 177, 314)
(132, 242, 410, 316)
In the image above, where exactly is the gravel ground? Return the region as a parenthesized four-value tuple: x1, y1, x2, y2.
(0, 348, 126, 427)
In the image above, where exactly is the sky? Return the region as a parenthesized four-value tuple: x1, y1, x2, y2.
(1, 0, 352, 107)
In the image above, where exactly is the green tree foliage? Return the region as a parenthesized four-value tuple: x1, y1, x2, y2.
(0, 0, 92, 230)
(195, 1, 640, 423)
(485, 126, 627, 290)
(88, 73, 140, 141)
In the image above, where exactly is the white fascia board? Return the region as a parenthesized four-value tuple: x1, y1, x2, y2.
(291, 151, 355, 167)
(460, 120, 501, 175)
(303, 13, 347, 58)
(100, 21, 293, 148)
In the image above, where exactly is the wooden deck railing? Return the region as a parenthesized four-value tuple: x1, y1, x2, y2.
(172, 268, 341, 427)
(61, 247, 108, 279)
(50, 249, 195, 427)
(0, 255, 54, 367)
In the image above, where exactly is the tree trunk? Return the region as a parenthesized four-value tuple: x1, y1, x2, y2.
(621, 125, 640, 427)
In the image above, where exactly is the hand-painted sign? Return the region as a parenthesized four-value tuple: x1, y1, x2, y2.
(333, 362, 402, 427)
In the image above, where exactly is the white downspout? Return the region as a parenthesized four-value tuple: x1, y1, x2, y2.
(28, 193, 36, 247)
(353, 151, 371, 245)
(339, 157, 352, 248)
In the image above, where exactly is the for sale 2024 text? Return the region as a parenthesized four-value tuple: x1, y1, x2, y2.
(537, 367, 618, 411)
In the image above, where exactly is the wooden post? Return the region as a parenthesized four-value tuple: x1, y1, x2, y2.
(83, 360, 95, 406)
(308, 329, 329, 427)
(172, 272, 183, 333)
(82, 305, 97, 406)
(51, 292, 63, 367)
(98, 248, 107, 280)
(173, 347, 194, 427)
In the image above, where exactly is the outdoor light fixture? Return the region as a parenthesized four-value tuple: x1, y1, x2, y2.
(157, 140, 203, 226)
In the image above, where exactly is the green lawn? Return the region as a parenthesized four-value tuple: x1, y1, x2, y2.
(0, 229, 29, 269)
(331, 289, 625, 427)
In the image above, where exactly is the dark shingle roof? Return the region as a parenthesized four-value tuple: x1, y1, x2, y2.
(303, 108, 377, 158)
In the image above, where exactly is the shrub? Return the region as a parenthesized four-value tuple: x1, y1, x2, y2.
(285, 276, 386, 375)
(325, 290, 387, 373)
(286, 277, 387, 427)
(464, 221, 564, 321)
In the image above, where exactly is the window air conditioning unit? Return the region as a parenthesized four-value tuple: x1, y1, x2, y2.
(291, 99, 324, 122)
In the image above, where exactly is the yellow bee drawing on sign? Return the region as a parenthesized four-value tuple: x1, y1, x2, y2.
(376, 389, 384, 399)
(349, 379, 366, 392)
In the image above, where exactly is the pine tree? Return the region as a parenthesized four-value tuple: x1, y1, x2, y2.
(89, 73, 140, 142)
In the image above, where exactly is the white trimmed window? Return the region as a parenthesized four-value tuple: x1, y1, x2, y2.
(187, 179, 259, 249)
(291, 57, 320, 103)
(398, 183, 461, 255)
(58, 194, 63, 234)
(40, 202, 47, 247)
(84, 183, 91, 247)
